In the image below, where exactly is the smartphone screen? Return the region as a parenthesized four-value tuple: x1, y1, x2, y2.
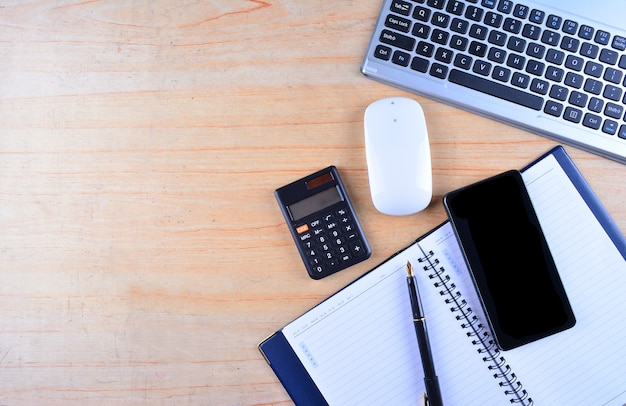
(444, 170, 575, 350)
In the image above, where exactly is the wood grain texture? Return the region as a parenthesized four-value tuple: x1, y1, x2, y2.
(1, 1, 624, 404)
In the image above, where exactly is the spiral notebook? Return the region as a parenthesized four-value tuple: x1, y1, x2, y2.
(259, 146, 626, 405)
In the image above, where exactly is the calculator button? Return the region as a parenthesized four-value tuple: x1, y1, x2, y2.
(299, 232, 312, 242)
(351, 240, 367, 256)
(296, 224, 309, 234)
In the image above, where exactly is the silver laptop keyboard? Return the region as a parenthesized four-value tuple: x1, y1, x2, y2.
(362, 0, 626, 163)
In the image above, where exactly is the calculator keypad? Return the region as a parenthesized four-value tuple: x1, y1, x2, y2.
(296, 206, 369, 278)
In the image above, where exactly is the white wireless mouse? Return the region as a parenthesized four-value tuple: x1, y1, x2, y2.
(364, 97, 432, 216)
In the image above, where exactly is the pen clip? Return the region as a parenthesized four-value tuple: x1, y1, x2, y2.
(422, 392, 429, 406)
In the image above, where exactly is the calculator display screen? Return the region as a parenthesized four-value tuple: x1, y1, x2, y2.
(288, 186, 343, 221)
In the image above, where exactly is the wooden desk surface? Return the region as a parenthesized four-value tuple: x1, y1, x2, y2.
(1, 1, 624, 404)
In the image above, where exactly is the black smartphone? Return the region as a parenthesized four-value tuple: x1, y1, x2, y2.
(443, 170, 575, 350)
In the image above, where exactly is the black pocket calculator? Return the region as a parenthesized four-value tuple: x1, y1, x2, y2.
(275, 166, 371, 279)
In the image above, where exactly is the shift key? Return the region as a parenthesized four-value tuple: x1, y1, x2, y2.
(380, 29, 416, 51)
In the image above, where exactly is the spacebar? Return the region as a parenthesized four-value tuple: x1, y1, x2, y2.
(448, 69, 543, 111)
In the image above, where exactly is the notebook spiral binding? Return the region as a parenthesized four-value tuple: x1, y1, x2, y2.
(417, 247, 534, 406)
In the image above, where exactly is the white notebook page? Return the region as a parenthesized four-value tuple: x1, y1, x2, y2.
(281, 153, 626, 405)
(510, 154, 626, 405)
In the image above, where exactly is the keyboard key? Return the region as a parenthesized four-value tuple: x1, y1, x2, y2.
(603, 85, 622, 101)
(546, 48, 565, 65)
(584, 61, 603, 78)
(580, 43, 599, 59)
(619, 125, 626, 140)
(430, 63, 449, 78)
(564, 72, 583, 89)
(583, 113, 602, 130)
(469, 41, 488, 57)
(545, 100, 564, 117)
(560, 36, 579, 52)
(562, 20, 578, 35)
(473, 60, 492, 76)
(432, 28, 450, 44)
(522, 23, 541, 40)
(465, 6, 483, 21)
(527, 43, 546, 58)
(588, 97, 604, 112)
(488, 47, 507, 63)
(530, 78, 549, 95)
(450, 35, 469, 50)
(503, 17, 522, 34)
(385, 15, 412, 33)
(432, 12, 450, 28)
(380, 30, 415, 51)
(485, 12, 503, 28)
(507, 36, 527, 52)
(578, 25, 594, 40)
(565, 55, 584, 71)
(550, 85, 568, 101)
(526, 60, 545, 76)
(493, 66, 512, 81)
(391, 0, 412, 16)
(416, 41, 435, 57)
(569, 91, 588, 107)
(604, 68, 623, 84)
(513, 4, 529, 19)
(507, 53, 526, 69)
(546, 66, 565, 82)
(546, 15, 562, 30)
(512, 72, 531, 88)
(604, 102, 624, 119)
(448, 69, 543, 110)
(529, 9, 545, 24)
(612, 35, 626, 51)
(584, 78, 603, 95)
(488, 30, 507, 46)
(603, 119, 618, 135)
(595, 30, 610, 45)
(497, 0, 514, 14)
(541, 30, 561, 46)
(411, 56, 430, 72)
(374, 45, 392, 61)
(454, 53, 473, 69)
(392, 50, 411, 67)
(446, 1, 465, 15)
(413, 23, 431, 38)
(564, 107, 583, 123)
(470, 24, 489, 40)
(413, 6, 431, 22)
(435, 47, 454, 63)
(600, 49, 619, 65)
(451, 18, 469, 34)
(427, 0, 446, 10)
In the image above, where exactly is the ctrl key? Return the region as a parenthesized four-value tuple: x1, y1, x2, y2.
(374, 45, 392, 61)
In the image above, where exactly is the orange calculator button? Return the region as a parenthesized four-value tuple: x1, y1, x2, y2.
(296, 224, 309, 234)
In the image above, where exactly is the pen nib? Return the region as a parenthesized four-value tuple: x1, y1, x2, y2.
(406, 260, 414, 277)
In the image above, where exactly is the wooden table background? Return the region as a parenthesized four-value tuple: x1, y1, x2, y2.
(1, 1, 624, 404)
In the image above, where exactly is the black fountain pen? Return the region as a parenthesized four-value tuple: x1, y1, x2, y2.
(406, 260, 444, 406)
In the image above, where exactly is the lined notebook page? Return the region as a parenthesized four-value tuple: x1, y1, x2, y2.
(506, 154, 626, 405)
(282, 225, 508, 405)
